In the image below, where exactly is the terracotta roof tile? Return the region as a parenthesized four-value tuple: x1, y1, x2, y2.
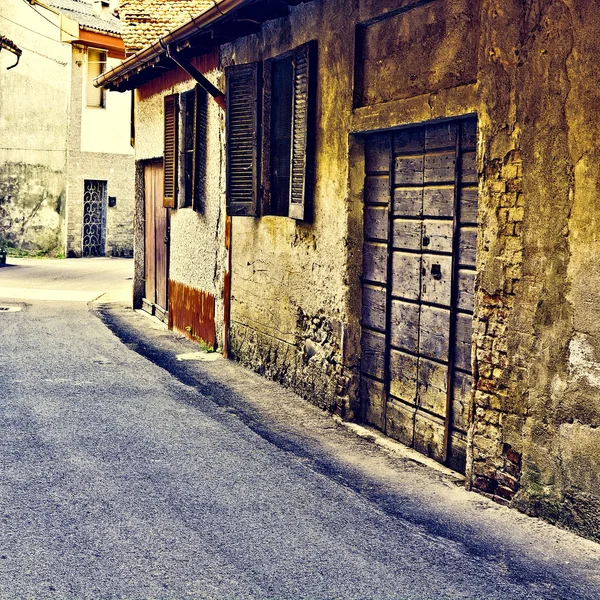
(116, 0, 219, 52)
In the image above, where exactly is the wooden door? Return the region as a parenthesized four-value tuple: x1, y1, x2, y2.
(143, 160, 170, 321)
(154, 165, 169, 317)
(360, 118, 477, 473)
(144, 164, 157, 306)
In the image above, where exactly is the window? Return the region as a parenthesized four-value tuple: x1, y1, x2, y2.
(87, 48, 106, 108)
(225, 42, 316, 220)
(163, 86, 208, 211)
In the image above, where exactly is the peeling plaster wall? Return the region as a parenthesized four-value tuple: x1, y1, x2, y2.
(223, 0, 358, 418)
(224, 0, 600, 539)
(345, 0, 600, 541)
(0, 0, 70, 253)
(127, 0, 600, 540)
(134, 71, 227, 348)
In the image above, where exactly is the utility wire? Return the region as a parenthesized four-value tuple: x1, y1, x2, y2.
(0, 148, 66, 152)
(0, 12, 64, 44)
(15, 44, 68, 65)
(20, 0, 66, 34)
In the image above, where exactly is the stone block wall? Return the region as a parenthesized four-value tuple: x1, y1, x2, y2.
(231, 308, 354, 416)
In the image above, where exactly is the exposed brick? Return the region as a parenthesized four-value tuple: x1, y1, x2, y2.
(505, 447, 522, 465)
(496, 471, 519, 491)
(474, 476, 498, 494)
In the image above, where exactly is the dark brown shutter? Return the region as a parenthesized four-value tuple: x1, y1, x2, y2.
(260, 58, 273, 216)
(193, 85, 208, 212)
(226, 63, 260, 217)
(163, 94, 178, 208)
(288, 42, 316, 221)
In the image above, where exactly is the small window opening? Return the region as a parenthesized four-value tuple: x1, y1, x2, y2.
(87, 48, 106, 108)
(269, 55, 294, 216)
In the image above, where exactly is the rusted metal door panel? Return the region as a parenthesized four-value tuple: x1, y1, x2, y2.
(360, 117, 479, 474)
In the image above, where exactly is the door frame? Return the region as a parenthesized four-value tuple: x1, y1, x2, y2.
(354, 115, 479, 473)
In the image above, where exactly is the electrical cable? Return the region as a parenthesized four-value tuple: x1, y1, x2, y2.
(14, 44, 68, 65)
(19, 0, 65, 33)
(0, 12, 64, 43)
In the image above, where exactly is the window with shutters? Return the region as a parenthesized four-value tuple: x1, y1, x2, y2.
(182, 90, 195, 209)
(164, 88, 209, 211)
(87, 48, 106, 108)
(180, 87, 208, 210)
(225, 42, 316, 220)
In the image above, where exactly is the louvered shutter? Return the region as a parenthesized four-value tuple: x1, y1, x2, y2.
(193, 85, 208, 212)
(163, 94, 178, 208)
(226, 63, 260, 217)
(288, 42, 316, 221)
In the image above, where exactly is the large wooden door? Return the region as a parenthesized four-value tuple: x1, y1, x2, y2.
(360, 118, 477, 473)
(143, 160, 170, 322)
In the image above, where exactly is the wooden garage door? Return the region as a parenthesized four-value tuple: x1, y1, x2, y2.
(360, 118, 477, 473)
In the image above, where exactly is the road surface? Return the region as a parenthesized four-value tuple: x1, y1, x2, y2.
(0, 257, 599, 599)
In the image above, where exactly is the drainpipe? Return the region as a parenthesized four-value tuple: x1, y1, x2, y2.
(163, 42, 226, 109)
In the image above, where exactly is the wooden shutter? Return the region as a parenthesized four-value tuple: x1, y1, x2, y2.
(193, 86, 208, 212)
(226, 63, 260, 217)
(163, 94, 178, 208)
(288, 42, 316, 221)
(182, 89, 195, 208)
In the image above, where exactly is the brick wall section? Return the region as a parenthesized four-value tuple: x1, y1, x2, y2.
(470, 150, 525, 505)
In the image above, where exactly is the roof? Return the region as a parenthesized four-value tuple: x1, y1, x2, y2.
(97, 0, 312, 91)
(116, 0, 217, 52)
(44, 0, 122, 35)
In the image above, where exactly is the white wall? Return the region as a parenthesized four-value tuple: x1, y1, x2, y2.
(80, 53, 133, 155)
(0, 0, 72, 171)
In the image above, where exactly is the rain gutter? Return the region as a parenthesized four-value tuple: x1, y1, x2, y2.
(95, 0, 249, 90)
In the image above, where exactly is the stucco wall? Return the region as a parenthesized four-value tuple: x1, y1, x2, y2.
(221, 0, 600, 540)
(0, 0, 70, 253)
(66, 45, 134, 257)
(134, 71, 227, 348)
(469, 0, 600, 542)
(80, 54, 134, 155)
(126, 0, 600, 541)
(223, 0, 358, 417)
(349, 0, 600, 541)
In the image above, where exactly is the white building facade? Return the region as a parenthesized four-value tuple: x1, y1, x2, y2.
(0, 0, 134, 257)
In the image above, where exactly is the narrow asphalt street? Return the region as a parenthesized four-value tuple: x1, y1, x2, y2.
(1, 257, 600, 599)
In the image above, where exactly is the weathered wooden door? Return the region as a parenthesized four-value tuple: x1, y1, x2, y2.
(143, 160, 170, 322)
(360, 118, 477, 473)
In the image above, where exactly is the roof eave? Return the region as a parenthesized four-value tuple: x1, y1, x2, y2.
(96, 0, 312, 91)
(96, 0, 249, 91)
